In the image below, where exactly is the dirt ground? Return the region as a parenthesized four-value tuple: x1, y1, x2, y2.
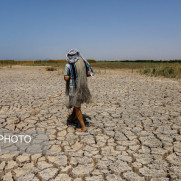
(0, 65, 181, 181)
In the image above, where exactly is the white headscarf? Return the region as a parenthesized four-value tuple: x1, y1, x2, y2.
(66, 49, 81, 64)
(66, 49, 94, 77)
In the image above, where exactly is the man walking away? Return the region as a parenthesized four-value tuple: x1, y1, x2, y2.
(64, 49, 94, 132)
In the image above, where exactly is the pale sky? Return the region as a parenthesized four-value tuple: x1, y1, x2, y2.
(0, 0, 181, 60)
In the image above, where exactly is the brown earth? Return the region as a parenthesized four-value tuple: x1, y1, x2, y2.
(0, 66, 181, 181)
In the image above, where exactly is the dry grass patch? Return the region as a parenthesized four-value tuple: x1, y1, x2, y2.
(140, 64, 181, 78)
(45, 67, 57, 71)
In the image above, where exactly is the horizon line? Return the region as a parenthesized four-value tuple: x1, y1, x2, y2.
(1, 59, 181, 62)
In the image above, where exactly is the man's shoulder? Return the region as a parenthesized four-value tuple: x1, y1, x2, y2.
(65, 63, 71, 69)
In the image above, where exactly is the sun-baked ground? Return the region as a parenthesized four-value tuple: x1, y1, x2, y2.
(0, 66, 181, 181)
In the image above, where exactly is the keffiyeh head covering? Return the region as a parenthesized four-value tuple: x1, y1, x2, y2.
(66, 49, 81, 64)
(66, 49, 94, 77)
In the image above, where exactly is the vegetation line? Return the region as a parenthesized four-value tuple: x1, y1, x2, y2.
(1, 59, 181, 78)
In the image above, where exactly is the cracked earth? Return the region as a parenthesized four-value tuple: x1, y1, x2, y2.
(0, 66, 181, 181)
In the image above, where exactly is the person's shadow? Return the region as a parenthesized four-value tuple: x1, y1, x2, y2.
(67, 114, 91, 129)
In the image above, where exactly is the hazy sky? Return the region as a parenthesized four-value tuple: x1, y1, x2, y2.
(0, 0, 181, 60)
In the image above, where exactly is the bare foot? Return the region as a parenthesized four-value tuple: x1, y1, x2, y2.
(76, 128, 86, 132)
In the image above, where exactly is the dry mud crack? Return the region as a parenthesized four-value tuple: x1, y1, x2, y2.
(0, 66, 181, 181)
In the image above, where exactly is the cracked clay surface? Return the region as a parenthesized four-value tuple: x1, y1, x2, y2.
(0, 66, 181, 181)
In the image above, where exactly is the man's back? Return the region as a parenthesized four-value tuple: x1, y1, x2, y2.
(64, 58, 90, 93)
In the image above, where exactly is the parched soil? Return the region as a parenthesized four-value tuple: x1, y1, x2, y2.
(0, 66, 181, 181)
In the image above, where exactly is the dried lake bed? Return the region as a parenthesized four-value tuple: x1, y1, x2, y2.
(0, 66, 181, 181)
